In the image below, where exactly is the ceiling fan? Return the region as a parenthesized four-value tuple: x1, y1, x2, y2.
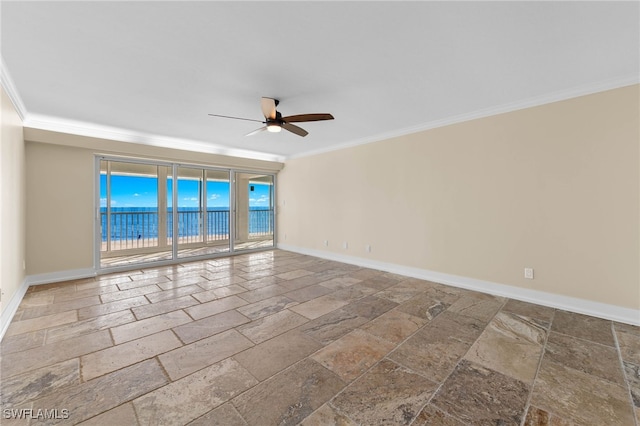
(208, 97, 334, 137)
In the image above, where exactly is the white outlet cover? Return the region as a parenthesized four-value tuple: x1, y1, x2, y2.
(524, 268, 534, 279)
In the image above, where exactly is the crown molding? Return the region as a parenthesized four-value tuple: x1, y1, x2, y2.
(0, 56, 27, 121)
(24, 114, 286, 163)
(286, 75, 640, 161)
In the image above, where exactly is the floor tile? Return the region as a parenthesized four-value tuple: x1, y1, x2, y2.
(116, 275, 171, 290)
(544, 331, 626, 385)
(276, 269, 314, 280)
(159, 329, 253, 380)
(290, 294, 350, 320)
(388, 311, 485, 383)
(1, 330, 113, 379)
(110, 310, 192, 344)
(375, 281, 424, 304)
(234, 330, 322, 381)
(501, 299, 555, 326)
(551, 310, 615, 346)
(360, 309, 426, 344)
(81, 330, 182, 381)
(531, 359, 635, 425)
(188, 403, 248, 426)
(77, 403, 138, 426)
(144, 284, 202, 303)
(236, 295, 298, 320)
(19, 296, 100, 320)
(132, 295, 199, 320)
(318, 276, 362, 290)
(236, 309, 308, 344)
(185, 295, 248, 320)
(464, 311, 546, 384)
(332, 359, 438, 425)
(522, 405, 573, 426)
(232, 358, 345, 426)
(277, 275, 326, 292)
(173, 310, 250, 344)
(1, 358, 79, 408)
(46, 310, 135, 344)
(236, 284, 288, 303)
(28, 359, 168, 424)
(623, 362, 640, 412)
(311, 329, 395, 382)
(1, 330, 45, 355)
(340, 295, 398, 319)
(133, 358, 257, 425)
(396, 291, 452, 321)
(300, 404, 357, 426)
(300, 308, 369, 345)
(616, 327, 640, 365)
(3, 250, 635, 426)
(447, 292, 505, 322)
(99, 284, 161, 303)
(284, 284, 334, 303)
(77, 295, 149, 320)
(413, 404, 466, 425)
(5, 310, 78, 337)
(237, 276, 284, 291)
(431, 360, 530, 425)
(53, 284, 119, 302)
(197, 275, 248, 290)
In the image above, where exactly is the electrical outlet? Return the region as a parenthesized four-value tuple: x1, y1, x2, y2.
(365, 244, 371, 253)
(284, 234, 287, 240)
(524, 268, 534, 279)
(323, 240, 328, 247)
(342, 242, 348, 249)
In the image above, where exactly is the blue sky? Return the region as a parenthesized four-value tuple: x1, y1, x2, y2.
(100, 175, 271, 208)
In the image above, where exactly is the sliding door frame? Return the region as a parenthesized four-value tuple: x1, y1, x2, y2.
(95, 155, 277, 274)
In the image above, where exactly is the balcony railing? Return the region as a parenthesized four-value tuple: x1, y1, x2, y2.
(100, 208, 273, 252)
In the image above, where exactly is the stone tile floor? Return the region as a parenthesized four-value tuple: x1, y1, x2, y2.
(1, 249, 638, 425)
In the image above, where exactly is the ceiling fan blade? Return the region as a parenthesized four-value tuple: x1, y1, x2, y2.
(281, 113, 334, 123)
(261, 97, 277, 120)
(245, 126, 268, 137)
(208, 114, 263, 123)
(282, 122, 309, 137)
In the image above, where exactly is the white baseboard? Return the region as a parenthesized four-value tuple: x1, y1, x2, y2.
(25, 268, 97, 286)
(278, 243, 640, 326)
(0, 268, 97, 342)
(0, 278, 29, 342)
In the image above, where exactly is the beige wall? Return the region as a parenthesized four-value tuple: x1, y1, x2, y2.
(24, 130, 283, 275)
(278, 85, 640, 310)
(1, 87, 26, 314)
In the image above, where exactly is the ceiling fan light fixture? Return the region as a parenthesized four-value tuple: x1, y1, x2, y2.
(266, 123, 281, 133)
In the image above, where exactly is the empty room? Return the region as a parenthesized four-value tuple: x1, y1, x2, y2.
(1, 2, 638, 425)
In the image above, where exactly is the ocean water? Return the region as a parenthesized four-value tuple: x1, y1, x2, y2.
(100, 207, 273, 242)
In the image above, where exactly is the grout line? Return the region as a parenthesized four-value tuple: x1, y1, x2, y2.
(612, 322, 640, 426)
(519, 307, 556, 426)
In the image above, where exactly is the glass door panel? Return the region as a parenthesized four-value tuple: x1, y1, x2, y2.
(233, 173, 274, 251)
(99, 160, 172, 267)
(206, 170, 231, 253)
(176, 167, 205, 258)
(177, 167, 231, 258)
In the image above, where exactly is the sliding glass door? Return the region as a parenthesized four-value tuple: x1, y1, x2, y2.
(233, 172, 275, 252)
(176, 167, 231, 259)
(99, 160, 172, 267)
(98, 158, 269, 269)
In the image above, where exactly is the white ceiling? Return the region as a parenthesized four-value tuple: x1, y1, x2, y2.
(2, 1, 638, 162)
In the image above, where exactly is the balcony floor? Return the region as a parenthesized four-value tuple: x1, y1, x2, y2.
(100, 238, 273, 268)
(2, 249, 638, 425)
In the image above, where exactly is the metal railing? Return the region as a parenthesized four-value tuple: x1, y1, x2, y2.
(101, 209, 272, 252)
